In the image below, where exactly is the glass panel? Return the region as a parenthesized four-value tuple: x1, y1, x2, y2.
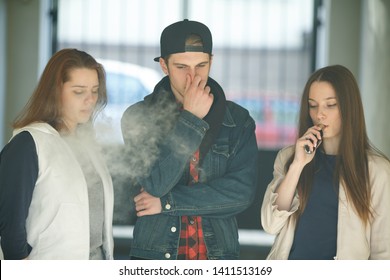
(57, 0, 314, 150)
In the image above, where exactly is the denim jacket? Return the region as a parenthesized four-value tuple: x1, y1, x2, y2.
(121, 78, 258, 260)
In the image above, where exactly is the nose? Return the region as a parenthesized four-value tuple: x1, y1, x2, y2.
(187, 67, 197, 80)
(317, 107, 326, 121)
(85, 91, 97, 105)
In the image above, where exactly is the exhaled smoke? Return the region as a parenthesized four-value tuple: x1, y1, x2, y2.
(95, 90, 195, 182)
(120, 94, 190, 179)
(72, 92, 197, 224)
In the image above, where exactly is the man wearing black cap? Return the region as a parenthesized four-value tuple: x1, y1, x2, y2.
(121, 19, 258, 260)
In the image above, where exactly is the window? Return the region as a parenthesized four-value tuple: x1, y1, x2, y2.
(58, 0, 314, 150)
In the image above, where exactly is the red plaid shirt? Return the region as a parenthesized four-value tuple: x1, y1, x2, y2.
(177, 149, 208, 260)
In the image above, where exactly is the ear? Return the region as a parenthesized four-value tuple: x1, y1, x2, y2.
(159, 58, 168, 75)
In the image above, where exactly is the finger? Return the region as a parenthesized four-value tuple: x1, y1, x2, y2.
(182, 74, 192, 96)
(134, 192, 146, 203)
(135, 203, 144, 212)
(193, 75, 202, 84)
(204, 86, 211, 95)
(135, 198, 150, 211)
(303, 139, 315, 154)
(303, 130, 323, 153)
(191, 75, 202, 90)
(137, 209, 153, 217)
(198, 79, 207, 91)
(309, 127, 321, 140)
(310, 126, 324, 141)
(315, 127, 323, 140)
(309, 132, 321, 147)
(135, 199, 142, 210)
(208, 90, 214, 100)
(136, 209, 146, 217)
(136, 206, 155, 217)
(134, 194, 141, 203)
(304, 132, 318, 145)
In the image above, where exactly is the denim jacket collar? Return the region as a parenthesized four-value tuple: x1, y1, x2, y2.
(222, 106, 236, 128)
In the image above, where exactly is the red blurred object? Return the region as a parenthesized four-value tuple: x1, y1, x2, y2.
(232, 95, 299, 150)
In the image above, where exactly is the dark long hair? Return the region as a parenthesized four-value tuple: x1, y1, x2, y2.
(287, 64, 382, 225)
(13, 48, 107, 131)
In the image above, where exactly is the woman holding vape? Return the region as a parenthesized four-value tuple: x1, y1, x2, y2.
(261, 65, 390, 259)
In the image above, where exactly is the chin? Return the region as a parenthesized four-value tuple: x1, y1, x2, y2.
(78, 117, 91, 124)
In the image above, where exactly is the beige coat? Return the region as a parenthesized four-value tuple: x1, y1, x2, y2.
(261, 146, 390, 260)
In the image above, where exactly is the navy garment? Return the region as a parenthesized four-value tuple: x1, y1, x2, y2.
(0, 131, 38, 259)
(288, 152, 339, 260)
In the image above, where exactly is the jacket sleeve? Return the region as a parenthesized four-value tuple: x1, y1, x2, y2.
(160, 115, 258, 218)
(260, 146, 300, 235)
(0, 131, 38, 259)
(369, 155, 390, 259)
(121, 103, 209, 197)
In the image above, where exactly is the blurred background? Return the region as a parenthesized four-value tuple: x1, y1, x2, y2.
(1, 0, 389, 259)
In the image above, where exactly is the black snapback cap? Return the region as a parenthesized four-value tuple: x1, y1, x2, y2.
(154, 19, 213, 62)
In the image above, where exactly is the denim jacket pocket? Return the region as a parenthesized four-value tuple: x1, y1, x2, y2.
(212, 143, 230, 158)
(201, 142, 230, 180)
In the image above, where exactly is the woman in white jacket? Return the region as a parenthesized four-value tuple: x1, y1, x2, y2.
(261, 65, 390, 260)
(0, 49, 114, 259)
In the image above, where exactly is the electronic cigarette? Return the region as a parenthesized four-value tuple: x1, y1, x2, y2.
(304, 124, 325, 154)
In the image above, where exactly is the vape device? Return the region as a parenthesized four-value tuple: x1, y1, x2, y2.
(304, 124, 324, 154)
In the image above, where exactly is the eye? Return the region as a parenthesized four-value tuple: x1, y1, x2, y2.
(74, 90, 84, 95)
(327, 103, 337, 107)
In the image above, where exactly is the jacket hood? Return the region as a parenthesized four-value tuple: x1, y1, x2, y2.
(12, 122, 59, 138)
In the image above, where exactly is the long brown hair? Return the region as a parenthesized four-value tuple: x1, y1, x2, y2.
(13, 48, 107, 131)
(288, 64, 379, 225)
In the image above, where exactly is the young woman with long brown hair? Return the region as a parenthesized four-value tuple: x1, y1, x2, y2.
(0, 49, 114, 259)
(261, 64, 390, 259)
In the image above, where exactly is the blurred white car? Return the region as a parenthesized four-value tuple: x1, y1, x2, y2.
(94, 59, 163, 145)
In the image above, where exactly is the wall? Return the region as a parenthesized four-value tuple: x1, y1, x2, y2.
(326, 0, 362, 79)
(360, 0, 390, 157)
(2, 0, 41, 146)
(325, 0, 390, 157)
(0, 0, 6, 148)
